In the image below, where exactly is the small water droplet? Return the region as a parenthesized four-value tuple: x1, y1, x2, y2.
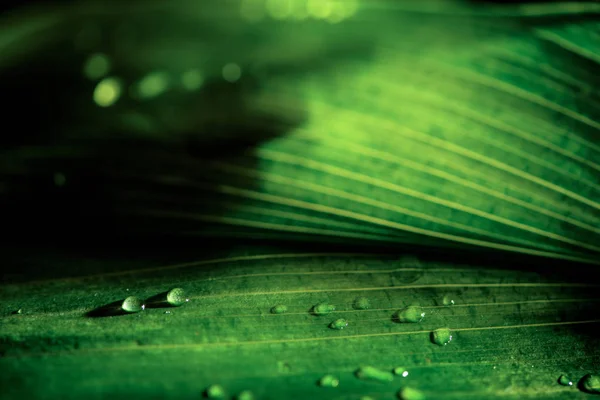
(393, 367, 409, 377)
(312, 302, 335, 316)
(352, 297, 371, 310)
(558, 375, 573, 386)
(329, 319, 348, 330)
(580, 374, 600, 393)
(394, 306, 425, 323)
(121, 296, 145, 313)
(355, 366, 394, 382)
(431, 328, 452, 346)
(319, 374, 339, 387)
(205, 384, 226, 398)
(270, 305, 288, 314)
(164, 311, 171, 314)
(236, 390, 254, 400)
(397, 387, 425, 400)
(442, 295, 455, 306)
(166, 288, 188, 307)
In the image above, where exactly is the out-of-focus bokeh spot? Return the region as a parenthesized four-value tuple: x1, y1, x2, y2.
(93, 77, 122, 107)
(181, 69, 204, 91)
(133, 71, 170, 100)
(83, 53, 111, 80)
(240, 0, 358, 23)
(222, 63, 242, 83)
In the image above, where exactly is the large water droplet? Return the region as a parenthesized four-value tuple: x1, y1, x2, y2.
(558, 375, 573, 386)
(431, 328, 453, 346)
(397, 387, 425, 400)
(394, 306, 425, 323)
(270, 305, 288, 314)
(236, 390, 254, 400)
(329, 319, 348, 330)
(312, 302, 335, 316)
(355, 366, 394, 383)
(580, 374, 600, 393)
(353, 297, 371, 310)
(167, 288, 189, 307)
(319, 374, 339, 387)
(121, 296, 145, 313)
(205, 384, 226, 398)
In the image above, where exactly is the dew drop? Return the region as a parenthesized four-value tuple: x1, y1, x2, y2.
(121, 296, 145, 313)
(397, 387, 425, 400)
(355, 366, 394, 383)
(352, 297, 371, 310)
(166, 288, 188, 307)
(431, 328, 453, 346)
(558, 374, 573, 386)
(164, 311, 171, 314)
(319, 374, 339, 388)
(329, 318, 348, 330)
(270, 304, 288, 314)
(394, 306, 425, 323)
(312, 302, 335, 316)
(205, 384, 226, 398)
(393, 367, 409, 377)
(237, 390, 254, 400)
(442, 295, 455, 306)
(580, 374, 600, 393)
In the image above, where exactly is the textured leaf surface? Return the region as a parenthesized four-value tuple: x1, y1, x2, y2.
(0, 0, 599, 399)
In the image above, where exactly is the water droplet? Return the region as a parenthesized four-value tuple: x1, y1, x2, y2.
(580, 374, 600, 393)
(329, 318, 348, 330)
(236, 390, 254, 400)
(83, 53, 111, 80)
(355, 366, 394, 383)
(431, 328, 453, 346)
(270, 305, 288, 314)
(222, 63, 242, 83)
(121, 296, 145, 313)
(397, 387, 425, 400)
(394, 306, 425, 323)
(442, 295, 455, 306)
(393, 367, 409, 377)
(312, 302, 335, 316)
(205, 384, 226, 398)
(164, 311, 171, 314)
(93, 77, 122, 107)
(166, 288, 188, 307)
(558, 375, 573, 386)
(318, 374, 339, 387)
(353, 297, 371, 310)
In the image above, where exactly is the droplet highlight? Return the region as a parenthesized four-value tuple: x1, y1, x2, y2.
(355, 366, 394, 383)
(319, 374, 339, 388)
(393, 367, 409, 377)
(394, 306, 425, 323)
(431, 328, 453, 346)
(397, 387, 425, 400)
(312, 302, 335, 316)
(205, 384, 226, 398)
(353, 297, 371, 310)
(329, 318, 348, 330)
(166, 288, 188, 306)
(270, 305, 288, 314)
(558, 374, 573, 386)
(581, 374, 600, 393)
(121, 296, 145, 313)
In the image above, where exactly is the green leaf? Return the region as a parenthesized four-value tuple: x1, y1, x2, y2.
(1, 0, 599, 399)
